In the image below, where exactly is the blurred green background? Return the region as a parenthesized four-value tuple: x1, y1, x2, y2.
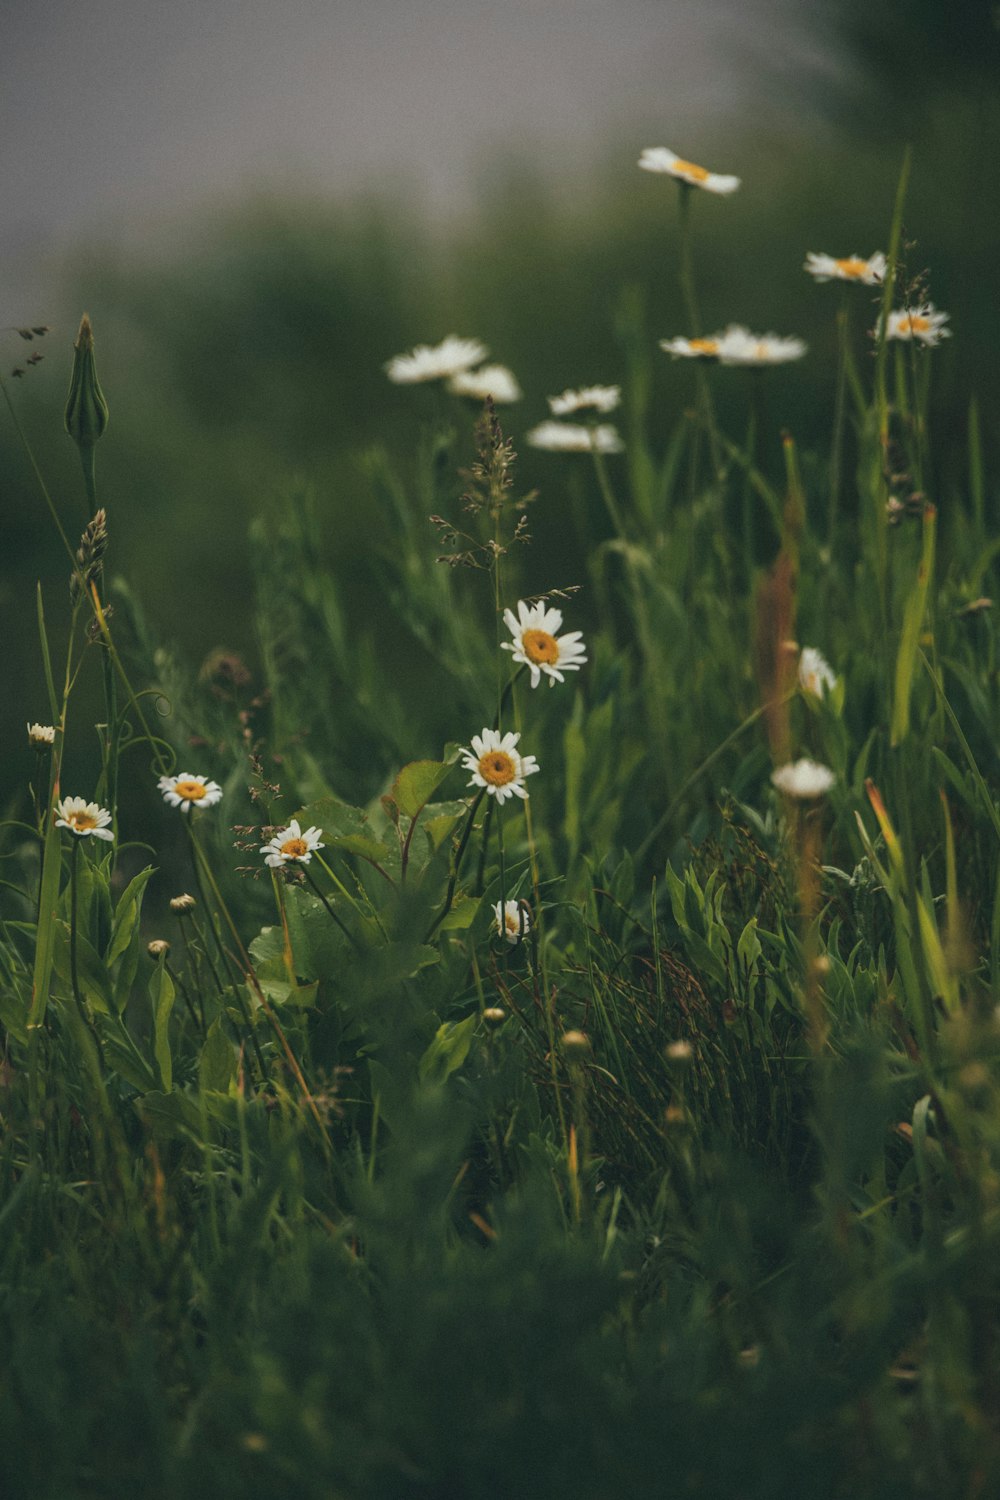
(2, 0, 998, 816)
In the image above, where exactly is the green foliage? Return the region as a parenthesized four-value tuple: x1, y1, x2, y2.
(1, 134, 1000, 1500)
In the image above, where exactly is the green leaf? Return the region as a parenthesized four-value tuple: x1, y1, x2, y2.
(389, 760, 456, 820)
(148, 956, 176, 1091)
(199, 1018, 237, 1092)
(418, 1013, 477, 1084)
(891, 506, 935, 747)
(51, 922, 114, 1015)
(106, 866, 155, 966)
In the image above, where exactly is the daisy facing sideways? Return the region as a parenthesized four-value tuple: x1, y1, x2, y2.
(494, 899, 532, 946)
(638, 147, 740, 195)
(385, 335, 487, 384)
(798, 646, 837, 699)
(502, 598, 587, 688)
(880, 304, 951, 347)
(157, 773, 224, 811)
(260, 819, 325, 868)
(54, 796, 114, 841)
(771, 760, 836, 800)
(716, 325, 807, 367)
(659, 335, 724, 360)
(462, 728, 539, 805)
(804, 252, 886, 285)
(547, 385, 620, 416)
(447, 364, 522, 403)
(526, 421, 623, 454)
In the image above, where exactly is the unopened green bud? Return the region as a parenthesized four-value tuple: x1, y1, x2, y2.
(64, 314, 109, 450)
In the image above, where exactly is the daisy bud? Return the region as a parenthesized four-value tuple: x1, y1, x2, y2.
(169, 893, 197, 914)
(64, 314, 109, 450)
(483, 1007, 507, 1028)
(147, 939, 170, 959)
(666, 1039, 693, 1064)
(27, 722, 56, 749)
(560, 1029, 590, 1058)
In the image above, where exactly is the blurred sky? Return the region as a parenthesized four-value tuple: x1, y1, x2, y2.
(1, 0, 840, 317)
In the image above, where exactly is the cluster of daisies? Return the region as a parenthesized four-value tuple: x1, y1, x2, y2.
(383, 144, 950, 457)
(34, 601, 590, 949)
(640, 145, 951, 359)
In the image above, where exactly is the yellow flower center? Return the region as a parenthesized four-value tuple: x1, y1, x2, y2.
(689, 338, 718, 356)
(478, 751, 517, 787)
(522, 628, 560, 665)
(899, 314, 930, 335)
(280, 837, 309, 859)
(835, 256, 868, 278)
(68, 810, 98, 831)
(504, 911, 521, 935)
(673, 158, 709, 181)
(175, 780, 207, 801)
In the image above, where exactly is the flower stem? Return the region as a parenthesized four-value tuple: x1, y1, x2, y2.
(69, 838, 105, 1067)
(425, 787, 486, 941)
(827, 287, 850, 547)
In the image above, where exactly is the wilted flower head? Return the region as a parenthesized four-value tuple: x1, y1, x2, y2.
(771, 759, 836, 800)
(27, 722, 56, 747)
(881, 304, 951, 347)
(169, 893, 197, 914)
(157, 773, 224, 811)
(462, 728, 539, 805)
(717, 325, 807, 367)
(659, 335, 723, 360)
(494, 899, 531, 946)
(385, 335, 487, 384)
(798, 647, 837, 699)
(260, 819, 325, 868)
(447, 364, 522, 403)
(638, 147, 740, 195)
(526, 421, 623, 454)
(804, 252, 886, 285)
(55, 795, 114, 840)
(547, 385, 620, 416)
(502, 598, 587, 688)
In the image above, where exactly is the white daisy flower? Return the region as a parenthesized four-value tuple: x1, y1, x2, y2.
(385, 335, 488, 384)
(659, 335, 724, 360)
(771, 760, 836, 800)
(547, 385, 620, 416)
(717, 325, 807, 367)
(638, 147, 740, 195)
(27, 722, 56, 746)
(447, 364, 522, 403)
(798, 647, 837, 700)
(526, 421, 623, 454)
(54, 796, 114, 841)
(881, 305, 951, 347)
(804, 251, 886, 285)
(157, 773, 224, 811)
(259, 818, 325, 868)
(494, 899, 531, 946)
(462, 728, 539, 805)
(502, 598, 587, 689)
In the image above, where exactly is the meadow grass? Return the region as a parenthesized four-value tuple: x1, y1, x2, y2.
(1, 151, 999, 1499)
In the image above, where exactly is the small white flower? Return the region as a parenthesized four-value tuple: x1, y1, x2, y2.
(526, 421, 623, 454)
(547, 385, 620, 416)
(462, 728, 539, 805)
(881, 304, 951, 347)
(771, 760, 836, 800)
(157, 773, 224, 811)
(27, 722, 56, 746)
(260, 818, 325, 868)
(54, 796, 114, 841)
(717, 325, 807, 367)
(798, 647, 837, 700)
(385, 335, 488, 384)
(638, 147, 740, 195)
(494, 899, 531, 946)
(447, 364, 522, 403)
(659, 335, 724, 360)
(804, 252, 886, 285)
(502, 598, 587, 689)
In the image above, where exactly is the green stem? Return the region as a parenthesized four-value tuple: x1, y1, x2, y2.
(69, 838, 104, 1067)
(828, 289, 850, 547)
(304, 864, 363, 952)
(425, 787, 487, 941)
